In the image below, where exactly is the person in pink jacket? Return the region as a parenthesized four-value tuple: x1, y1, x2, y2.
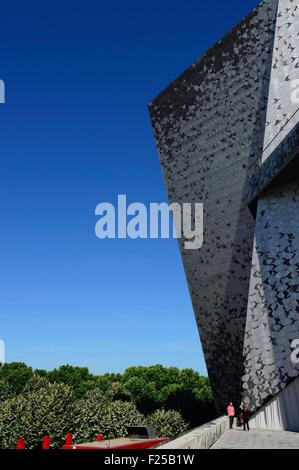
(227, 402, 235, 429)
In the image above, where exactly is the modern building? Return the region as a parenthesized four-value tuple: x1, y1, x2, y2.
(149, 0, 299, 431)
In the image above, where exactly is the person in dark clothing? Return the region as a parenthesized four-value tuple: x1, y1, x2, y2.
(242, 403, 250, 431)
(237, 406, 243, 427)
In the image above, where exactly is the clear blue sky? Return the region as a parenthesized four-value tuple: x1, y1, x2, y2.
(0, 0, 259, 375)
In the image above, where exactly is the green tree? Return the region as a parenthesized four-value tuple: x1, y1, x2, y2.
(23, 373, 50, 393)
(73, 389, 144, 442)
(47, 365, 95, 397)
(109, 381, 132, 402)
(0, 393, 27, 448)
(0, 379, 14, 401)
(72, 387, 111, 442)
(0, 362, 33, 394)
(123, 365, 180, 390)
(99, 401, 144, 439)
(147, 409, 187, 439)
(0, 362, 216, 447)
(0, 382, 75, 448)
(94, 373, 123, 395)
(123, 377, 158, 414)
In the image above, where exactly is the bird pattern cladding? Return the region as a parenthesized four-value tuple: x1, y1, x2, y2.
(242, 182, 299, 412)
(150, 0, 299, 416)
(149, 0, 279, 413)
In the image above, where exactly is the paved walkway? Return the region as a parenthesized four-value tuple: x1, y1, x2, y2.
(211, 428, 299, 449)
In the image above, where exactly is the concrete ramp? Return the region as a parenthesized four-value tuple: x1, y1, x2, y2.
(211, 428, 299, 449)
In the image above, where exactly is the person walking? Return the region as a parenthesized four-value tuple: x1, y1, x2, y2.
(242, 403, 250, 431)
(227, 402, 235, 429)
(237, 405, 243, 427)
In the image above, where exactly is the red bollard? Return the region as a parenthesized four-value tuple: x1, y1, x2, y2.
(42, 435, 50, 450)
(65, 433, 72, 446)
(17, 437, 25, 449)
(96, 434, 104, 441)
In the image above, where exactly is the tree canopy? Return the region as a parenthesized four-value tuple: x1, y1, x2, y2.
(0, 362, 216, 448)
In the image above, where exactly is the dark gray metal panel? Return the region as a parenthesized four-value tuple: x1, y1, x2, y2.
(149, 0, 278, 413)
(246, 123, 299, 210)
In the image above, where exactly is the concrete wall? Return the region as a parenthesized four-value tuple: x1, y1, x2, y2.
(250, 375, 299, 431)
(159, 416, 229, 450)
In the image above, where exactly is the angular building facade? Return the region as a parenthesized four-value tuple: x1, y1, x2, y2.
(149, 0, 299, 430)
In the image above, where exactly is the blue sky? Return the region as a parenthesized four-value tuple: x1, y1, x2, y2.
(0, 0, 259, 375)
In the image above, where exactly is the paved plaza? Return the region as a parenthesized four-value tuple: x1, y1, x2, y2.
(211, 428, 299, 449)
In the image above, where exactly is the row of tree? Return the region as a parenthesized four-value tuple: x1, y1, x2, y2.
(0, 362, 216, 448)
